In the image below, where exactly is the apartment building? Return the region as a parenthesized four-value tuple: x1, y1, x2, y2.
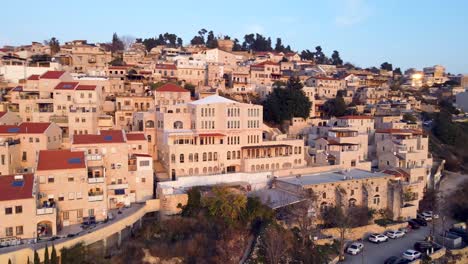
(305, 76, 346, 99)
(71, 130, 153, 208)
(115, 96, 154, 130)
(61, 40, 112, 74)
(0, 111, 21, 125)
(154, 83, 191, 110)
(250, 61, 281, 85)
(0, 174, 57, 241)
(156, 95, 305, 179)
(36, 149, 107, 226)
(0, 122, 62, 174)
(176, 59, 206, 87)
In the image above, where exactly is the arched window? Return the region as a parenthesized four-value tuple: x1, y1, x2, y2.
(147, 135, 152, 142)
(375, 186, 379, 192)
(320, 202, 328, 212)
(208, 167, 213, 173)
(214, 152, 218, 161)
(208, 152, 213, 161)
(373, 195, 380, 205)
(251, 165, 255, 171)
(348, 198, 357, 207)
(203, 152, 207, 161)
(171, 154, 176, 163)
(189, 168, 193, 175)
(180, 154, 184, 163)
(189, 153, 193, 162)
(227, 151, 231, 160)
(194, 153, 199, 162)
(145, 120, 155, 128)
(173, 121, 183, 129)
(322, 192, 326, 199)
(203, 167, 207, 173)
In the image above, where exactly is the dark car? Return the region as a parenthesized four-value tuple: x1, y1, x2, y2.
(412, 218, 427, 226)
(384, 256, 410, 264)
(408, 220, 421, 229)
(81, 216, 97, 228)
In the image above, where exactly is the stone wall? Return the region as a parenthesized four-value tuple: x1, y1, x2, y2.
(321, 222, 408, 241)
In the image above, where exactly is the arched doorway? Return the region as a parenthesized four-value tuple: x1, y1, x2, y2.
(37, 221, 53, 238)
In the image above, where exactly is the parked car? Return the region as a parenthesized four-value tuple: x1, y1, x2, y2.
(384, 256, 410, 264)
(386, 230, 405, 239)
(412, 218, 428, 226)
(402, 249, 421, 261)
(81, 216, 97, 228)
(368, 233, 388, 243)
(423, 211, 438, 219)
(417, 213, 432, 221)
(408, 220, 421, 229)
(346, 242, 364, 255)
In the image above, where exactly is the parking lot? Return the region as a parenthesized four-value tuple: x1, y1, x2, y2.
(343, 225, 430, 264)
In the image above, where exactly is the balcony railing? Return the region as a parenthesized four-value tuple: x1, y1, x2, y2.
(49, 115, 68, 124)
(36, 207, 56, 215)
(88, 195, 104, 202)
(88, 177, 105, 184)
(107, 183, 129, 190)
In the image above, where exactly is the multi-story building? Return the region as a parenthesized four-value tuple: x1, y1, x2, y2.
(61, 40, 111, 74)
(115, 96, 154, 130)
(156, 95, 305, 179)
(305, 76, 346, 99)
(250, 61, 281, 85)
(71, 130, 153, 208)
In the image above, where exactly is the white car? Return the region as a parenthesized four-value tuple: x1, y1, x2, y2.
(368, 233, 389, 243)
(402, 249, 421, 260)
(423, 211, 439, 219)
(385, 230, 405, 239)
(417, 213, 432, 221)
(346, 242, 364, 255)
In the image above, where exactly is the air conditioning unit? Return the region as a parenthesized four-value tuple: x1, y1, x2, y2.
(14, 175, 24, 181)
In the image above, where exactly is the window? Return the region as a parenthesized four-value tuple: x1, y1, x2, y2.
(5, 207, 13, 215)
(15, 226, 23, 235)
(322, 192, 326, 199)
(141, 177, 146, 183)
(68, 192, 75, 200)
(76, 192, 82, 199)
(348, 198, 357, 207)
(375, 186, 379, 192)
(139, 160, 150, 166)
(180, 154, 184, 163)
(68, 177, 74, 182)
(48, 176, 54, 183)
(63, 211, 69, 220)
(5, 227, 13, 237)
(88, 209, 95, 216)
(77, 209, 83, 218)
(373, 195, 381, 205)
(15, 206, 22, 214)
(1, 154, 4, 165)
(22, 151, 27, 161)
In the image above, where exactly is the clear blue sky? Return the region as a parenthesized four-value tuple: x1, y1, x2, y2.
(1, 0, 467, 73)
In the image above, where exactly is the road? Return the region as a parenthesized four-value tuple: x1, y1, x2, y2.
(343, 226, 430, 264)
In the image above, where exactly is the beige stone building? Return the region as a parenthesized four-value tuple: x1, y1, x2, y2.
(250, 61, 281, 85)
(156, 95, 305, 179)
(305, 76, 346, 99)
(60, 40, 112, 74)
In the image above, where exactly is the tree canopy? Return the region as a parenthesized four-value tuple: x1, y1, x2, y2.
(111, 33, 125, 53)
(322, 93, 347, 117)
(380, 62, 393, 71)
(45, 37, 60, 55)
(263, 77, 312, 124)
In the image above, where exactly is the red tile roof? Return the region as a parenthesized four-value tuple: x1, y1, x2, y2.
(156, 83, 189, 93)
(375, 129, 423, 135)
(27, 74, 40, 81)
(126, 133, 146, 141)
(76, 85, 97, 90)
(0, 174, 34, 202)
(0, 112, 7, 118)
(40, 71, 66, 79)
(337, 115, 374, 120)
(251, 61, 279, 68)
(73, 130, 126, 144)
(155, 64, 177, 70)
(133, 153, 152, 158)
(37, 150, 86, 171)
(108, 66, 130, 70)
(0, 122, 51, 134)
(55, 82, 79, 90)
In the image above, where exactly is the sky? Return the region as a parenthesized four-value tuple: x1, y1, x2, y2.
(1, 0, 467, 73)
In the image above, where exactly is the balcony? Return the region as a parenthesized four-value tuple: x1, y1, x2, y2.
(36, 207, 56, 215)
(120, 105, 134, 111)
(88, 177, 105, 184)
(107, 183, 129, 190)
(88, 195, 104, 202)
(0, 139, 20, 147)
(49, 115, 69, 124)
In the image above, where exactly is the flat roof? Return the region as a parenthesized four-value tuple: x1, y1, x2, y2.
(277, 169, 391, 186)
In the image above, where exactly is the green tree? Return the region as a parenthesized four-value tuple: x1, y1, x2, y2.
(323, 93, 347, 117)
(33, 250, 40, 264)
(206, 31, 218, 48)
(184, 83, 196, 97)
(380, 62, 393, 71)
(50, 244, 58, 264)
(176, 37, 183, 47)
(331, 50, 343, 65)
(44, 244, 50, 264)
(314, 46, 328, 64)
(60, 242, 86, 264)
(45, 37, 60, 55)
(263, 77, 311, 124)
(203, 186, 247, 226)
(402, 113, 417, 123)
(111, 33, 124, 53)
(181, 187, 203, 217)
(274, 38, 285, 52)
(300, 49, 314, 60)
(393, 67, 402, 75)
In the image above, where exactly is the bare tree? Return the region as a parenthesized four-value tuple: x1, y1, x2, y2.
(263, 225, 292, 264)
(120, 35, 136, 51)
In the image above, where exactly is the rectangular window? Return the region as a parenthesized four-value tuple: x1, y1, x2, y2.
(48, 176, 54, 183)
(68, 192, 75, 200)
(76, 192, 82, 199)
(139, 160, 150, 167)
(15, 206, 22, 214)
(88, 209, 94, 216)
(77, 209, 83, 218)
(141, 177, 146, 183)
(16, 226, 23, 236)
(1, 154, 4, 165)
(5, 227, 13, 237)
(68, 177, 74, 182)
(5, 207, 13, 215)
(22, 152, 27, 161)
(63, 211, 69, 220)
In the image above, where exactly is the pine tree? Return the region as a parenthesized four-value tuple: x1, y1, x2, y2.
(33, 250, 40, 264)
(44, 244, 50, 264)
(51, 244, 58, 264)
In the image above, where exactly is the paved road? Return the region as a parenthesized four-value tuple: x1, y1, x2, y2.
(342, 226, 430, 264)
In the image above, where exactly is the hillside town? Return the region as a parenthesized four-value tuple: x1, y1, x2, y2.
(0, 31, 468, 264)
